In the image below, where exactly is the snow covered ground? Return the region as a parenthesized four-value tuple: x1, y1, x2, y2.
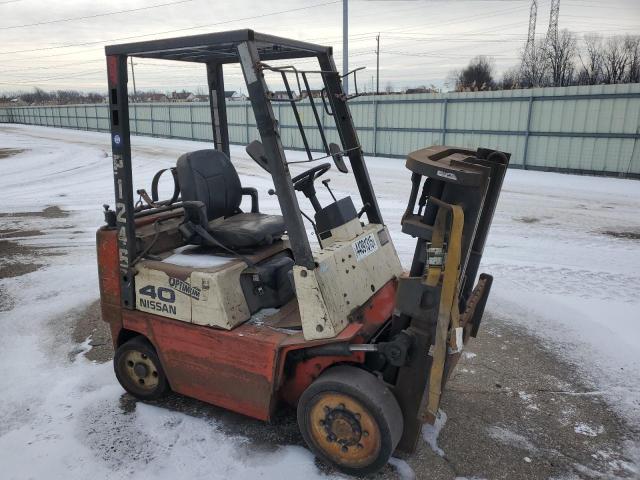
(0, 124, 639, 479)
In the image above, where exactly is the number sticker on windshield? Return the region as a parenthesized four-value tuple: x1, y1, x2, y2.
(352, 233, 379, 261)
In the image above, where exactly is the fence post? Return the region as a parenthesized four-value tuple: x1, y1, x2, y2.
(168, 104, 173, 138)
(522, 94, 534, 170)
(189, 105, 194, 140)
(132, 104, 138, 135)
(522, 93, 533, 170)
(441, 97, 448, 145)
(245, 102, 250, 143)
(373, 97, 378, 156)
(150, 104, 155, 136)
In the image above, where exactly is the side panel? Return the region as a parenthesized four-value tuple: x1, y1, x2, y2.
(96, 227, 123, 348)
(278, 280, 398, 406)
(191, 264, 250, 328)
(122, 309, 283, 421)
(135, 265, 192, 322)
(134, 261, 251, 329)
(294, 225, 403, 340)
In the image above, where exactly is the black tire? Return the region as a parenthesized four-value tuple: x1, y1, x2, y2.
(114, 336, 170, 400)
(297, 365, 403, 477)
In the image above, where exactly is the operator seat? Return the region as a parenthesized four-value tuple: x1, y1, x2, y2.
(176, 149, 286, 249)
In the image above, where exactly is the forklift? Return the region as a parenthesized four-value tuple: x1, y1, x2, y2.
(98, 29, 509, 476)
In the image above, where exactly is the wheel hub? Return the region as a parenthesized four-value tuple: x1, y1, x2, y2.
(308, 392, 381, 467)
(133, 362, 149, 378)
(322, 407, 362, 449)
(123, 350, 159, 390)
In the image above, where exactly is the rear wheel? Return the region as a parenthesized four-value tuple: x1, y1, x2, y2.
(114, 336, 170, 400)
(297, 365, 403, 476)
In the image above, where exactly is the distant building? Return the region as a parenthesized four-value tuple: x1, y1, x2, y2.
(299, 89, 323, 99)
(170, 91, 196, 102)
(404, 87, 437, 94)
(138, 92, 169, 102)
(270, 90, 292, 100)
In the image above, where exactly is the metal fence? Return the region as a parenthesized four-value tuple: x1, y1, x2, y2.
(2, 83, 639, 177)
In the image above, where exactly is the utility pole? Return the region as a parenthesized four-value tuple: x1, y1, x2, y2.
(375, 33, 380, 94)
(342, 0, 348, 94)
(130, 57, 138, 102)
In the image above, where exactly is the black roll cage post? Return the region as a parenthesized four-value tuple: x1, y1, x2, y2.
(105, 29, 383, 308)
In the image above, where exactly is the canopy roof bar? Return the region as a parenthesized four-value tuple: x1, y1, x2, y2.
(105, 29, 331, 64)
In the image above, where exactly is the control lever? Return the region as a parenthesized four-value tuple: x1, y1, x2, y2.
(268, 189, 276, 196)
(357, 203, 370, 218)
(321, 179, 337, 202)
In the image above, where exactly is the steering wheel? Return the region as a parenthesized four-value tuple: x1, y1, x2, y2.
(291, 163, 331, 192)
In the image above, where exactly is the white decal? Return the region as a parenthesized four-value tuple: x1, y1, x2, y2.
(112, 154, 123, 171)
(352, 233, 378, 261)
(115, 202, 126, 223)
(237, 43, 258, 84)
(436, 170, 457, 181)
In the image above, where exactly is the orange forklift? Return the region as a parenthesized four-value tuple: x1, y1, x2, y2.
(98, 30, 509, 476)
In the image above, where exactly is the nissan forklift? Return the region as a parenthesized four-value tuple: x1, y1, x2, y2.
(98, 29, 510, 476)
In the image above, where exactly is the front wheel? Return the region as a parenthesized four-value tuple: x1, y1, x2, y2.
(114, 336, 170, 400)
(297, 365, 403, 476)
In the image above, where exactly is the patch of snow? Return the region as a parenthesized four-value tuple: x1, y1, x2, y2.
(163, 246, 235, 268)
(421, 409, 447, 457)
(487, 426, 538, 453)
(388, 457, 415, 480)
(524, 456, 532, 463)
(462, 351, 477, 360)
(574, 423, 604, 437)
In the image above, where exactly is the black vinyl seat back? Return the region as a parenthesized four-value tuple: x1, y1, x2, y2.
(177, 149, 242, 220)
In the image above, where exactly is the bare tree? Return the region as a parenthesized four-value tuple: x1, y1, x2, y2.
(577, 34, 604, 85)
(500, 66, 521, 89)
(602, 36, 629, 84)
(454, 56, 495, 91)
(543, 29, 577, 87)
(520, 40, 549, 88)
(624, 35, 640, 83)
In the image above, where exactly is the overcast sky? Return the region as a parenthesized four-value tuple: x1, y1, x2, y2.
(1, 0, 638, 94)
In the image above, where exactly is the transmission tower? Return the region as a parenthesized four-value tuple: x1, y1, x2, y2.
(547, 0, 560, 45)
(524, 0, 537, 59)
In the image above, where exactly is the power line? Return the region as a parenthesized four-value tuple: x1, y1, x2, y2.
(0, 0, 195, 30)
(0, 0, 341, 55)
(0, 69, 105, 86)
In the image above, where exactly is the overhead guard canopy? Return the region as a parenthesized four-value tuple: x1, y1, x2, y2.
(104, 29, 331, 63)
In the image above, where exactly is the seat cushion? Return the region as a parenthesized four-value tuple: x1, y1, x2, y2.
(208, 213, 286, 248)
(177, 150, 242, 220)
